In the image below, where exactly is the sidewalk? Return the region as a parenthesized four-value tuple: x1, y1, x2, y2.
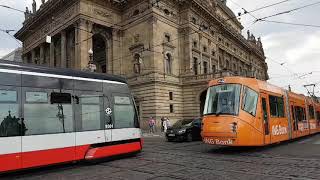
(142, 131, 165, 138)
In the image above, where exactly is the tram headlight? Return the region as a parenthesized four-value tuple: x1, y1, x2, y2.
(230, 122, 238, 133)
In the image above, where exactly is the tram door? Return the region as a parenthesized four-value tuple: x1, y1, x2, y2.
(290, 102, 298, 139)
(261, 93, 271, 145)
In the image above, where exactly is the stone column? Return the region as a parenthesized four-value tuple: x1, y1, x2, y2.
(61, 30, 67, 68)
(112, 29, 122, 75)
(75, 19, 92, 70)
(40, 44, 45, 65)
(50, 40, 55, 67)
(22, 54, 28, 64)
(31, 49, 36, 64)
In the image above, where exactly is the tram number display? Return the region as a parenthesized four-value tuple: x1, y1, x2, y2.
(203, 138, 233, 145)
(105, 124, 114, 129)
(271, 125, 287, 136)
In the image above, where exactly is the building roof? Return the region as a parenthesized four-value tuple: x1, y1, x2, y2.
(216, 0, 243, 29)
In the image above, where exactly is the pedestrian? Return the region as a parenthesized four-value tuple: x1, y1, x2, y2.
(164, 117, 171, 133)
(148, 117, 155, 134)
(161, 117, 165, 132)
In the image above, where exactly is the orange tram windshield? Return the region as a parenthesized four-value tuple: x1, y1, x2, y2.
(201, 77, 320, 147)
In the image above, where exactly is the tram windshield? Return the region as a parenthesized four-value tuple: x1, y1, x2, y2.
(204, 84, 241, 116)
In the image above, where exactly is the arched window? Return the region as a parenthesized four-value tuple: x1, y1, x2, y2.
(165, 53, 173, 74)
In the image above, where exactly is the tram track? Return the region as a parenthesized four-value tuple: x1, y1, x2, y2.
(140, 143, 319, 179)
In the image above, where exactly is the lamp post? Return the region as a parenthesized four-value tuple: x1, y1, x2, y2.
(86, 48, 96, 72)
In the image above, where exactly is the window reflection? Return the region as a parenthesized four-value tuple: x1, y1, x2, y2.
(80, 95, 103, 131)
(114, 96, 136, 129)
(0, 90, 24, 137)
(24, 91, 73, 135)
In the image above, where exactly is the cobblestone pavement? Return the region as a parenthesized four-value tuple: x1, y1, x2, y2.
(1, 134, 320, 180)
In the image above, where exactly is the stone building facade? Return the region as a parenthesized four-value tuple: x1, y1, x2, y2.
(15, 0, 269, 129)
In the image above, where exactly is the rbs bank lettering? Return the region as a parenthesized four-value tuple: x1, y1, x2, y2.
(272, 125, 287, 136)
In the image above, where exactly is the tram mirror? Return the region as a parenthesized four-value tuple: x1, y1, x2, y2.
(50, 92, 72, 104)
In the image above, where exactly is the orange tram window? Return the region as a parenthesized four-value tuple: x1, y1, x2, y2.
(201, 77, 320, 147)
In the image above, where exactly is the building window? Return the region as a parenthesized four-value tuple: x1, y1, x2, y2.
(193, 41, 198, 48)
(212, 50, 216, 56)
(169, 92, 173, 100)
(219, 37, 222, 42)
(165, 53, 173, 74)
(203, 61, 208, 74)
(191, 17, 197, 24)
(212, 65, 216, 73)
(164, 9, 170, 16)
(165, 34, 171, 42)
(170, 104, 174, 113)
(193, 57, 198, 75)
(133, 9, 140, 16)
(203, 46, 207, 53)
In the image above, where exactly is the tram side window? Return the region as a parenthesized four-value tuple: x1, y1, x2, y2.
(79, 95, 103, 131)
(269, 95, 285, 118)
(24, 91, 73, 135)
(0, 90, 21, 137)
(317, 111, 320, 122)
(242, 86, 258, 116)
(113, 96, 137, 129)
(308, 105, 315, 119)
(294, 106, 306, 122)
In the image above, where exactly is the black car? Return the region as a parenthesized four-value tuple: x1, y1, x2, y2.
(166, 118, 202, 142)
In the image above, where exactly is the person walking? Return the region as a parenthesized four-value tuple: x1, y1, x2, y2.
(161, 117, 165, 132)
(164, 117, 171, 133)
(148, 117, 155, 134)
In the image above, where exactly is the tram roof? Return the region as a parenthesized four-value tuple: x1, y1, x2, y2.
(0, 60, 127, 84)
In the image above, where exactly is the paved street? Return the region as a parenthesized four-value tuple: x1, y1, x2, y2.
(1, 134, 320, 180)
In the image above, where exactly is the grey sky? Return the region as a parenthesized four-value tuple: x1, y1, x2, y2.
(0, 0, 319, 95)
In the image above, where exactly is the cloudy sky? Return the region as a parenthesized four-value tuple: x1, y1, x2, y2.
(0, 0, 319, 95)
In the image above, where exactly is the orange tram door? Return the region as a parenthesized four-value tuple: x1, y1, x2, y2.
(202, 77, 320, 147)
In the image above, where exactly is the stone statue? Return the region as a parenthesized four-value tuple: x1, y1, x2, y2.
(24, 7, 30, 19)
(32, 0, 36, 13)
(247, 30, 250, 40)
(41, 0, 46, 7)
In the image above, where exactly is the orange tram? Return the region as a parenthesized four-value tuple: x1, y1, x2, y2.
(201, 77, 320, 146)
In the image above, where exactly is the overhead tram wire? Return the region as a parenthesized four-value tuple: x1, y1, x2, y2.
(259, 20, 320, 28)
(255, 1, 320, 22)
(0, 4, 25, 13)
(0, 28, 21, 45)
(248, 0, 294, 13)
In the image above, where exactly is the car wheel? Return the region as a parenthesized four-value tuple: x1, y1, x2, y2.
(186, 133, 193, 142)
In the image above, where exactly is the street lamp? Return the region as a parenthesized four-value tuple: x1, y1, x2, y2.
(86, 48, 96, 72)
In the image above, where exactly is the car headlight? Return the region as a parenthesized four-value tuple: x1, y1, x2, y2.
(178, 129, 186, 134)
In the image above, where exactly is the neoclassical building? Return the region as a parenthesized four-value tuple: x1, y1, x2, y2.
(15, 0, 269, 129)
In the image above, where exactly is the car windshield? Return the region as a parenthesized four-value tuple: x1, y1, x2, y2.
(172, 119, 193, 128)
(204, 84, 241, 116)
